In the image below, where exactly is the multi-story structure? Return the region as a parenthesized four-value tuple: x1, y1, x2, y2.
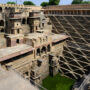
(0, 4, 90, 90)
(0, 4, 68, 86)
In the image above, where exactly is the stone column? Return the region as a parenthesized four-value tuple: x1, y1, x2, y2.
(49, 54, 59, 76)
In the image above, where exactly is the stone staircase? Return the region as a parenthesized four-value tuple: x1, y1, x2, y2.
(49, 15, 90, 80)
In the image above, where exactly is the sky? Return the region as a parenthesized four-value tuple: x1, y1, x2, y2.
(0, 0, 73, 5)
(0, 0, 89, 6)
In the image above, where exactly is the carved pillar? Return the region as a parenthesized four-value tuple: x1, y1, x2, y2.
(49, 54, 59, 76)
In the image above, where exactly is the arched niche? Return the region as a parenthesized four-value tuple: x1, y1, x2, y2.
(22, 18, 26, 24)
(16, 39, 20, 44)
(0, 29, 4, 32)
(0, 20, 4, 26)
(37, 48, 41, 56)
(47, 45, 51, 52)
(0, 7, 2, 12)
(41, 46, 46, 53)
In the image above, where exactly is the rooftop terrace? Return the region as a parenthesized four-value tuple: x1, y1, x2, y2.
(0, 44, 33, 62)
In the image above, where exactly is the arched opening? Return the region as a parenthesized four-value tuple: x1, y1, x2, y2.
(67, 11, 70, 15)
(17, 29, 20, 34)
(47, 45, 51, 52)
(41, 46, 46, 54)
(78, 10, 80, 15)
(83, 10, 86, 15)
(42, 23, 44, 27)
(16, 39, 19, 44)
(5, 7, 7, 9)
(37, 48, 40, 56)
(22, 18, 26, 24)
(87, 10, 90, 15)
(74, 11, 77, 15)
(0, 20, 4, 26)
(1, 29, 4, 32)
(36, 26, 38, 30)
(30, 26, 33, 33)
(0, 7, 2, 12)
(71, 11, 73, 15)
(64, 11, 67, 14)
(27, 18, 29, 24)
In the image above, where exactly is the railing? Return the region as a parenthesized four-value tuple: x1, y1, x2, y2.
(78, 73, 90, 90)
(0, 4, 42, 9)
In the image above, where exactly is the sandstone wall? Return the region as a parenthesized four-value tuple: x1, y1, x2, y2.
(0, 34, 6, 49)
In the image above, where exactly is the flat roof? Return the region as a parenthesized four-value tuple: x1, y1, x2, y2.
(7, 34, 24, 38)
(0, 44, 33, 62)
(52, 34, 69, 43)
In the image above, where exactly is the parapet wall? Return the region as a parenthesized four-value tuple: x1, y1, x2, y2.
(43, 4, 90, 10)
(43, 4, 90, 15)
(0, 4, 90, 11)
(0, 4, 43, 11)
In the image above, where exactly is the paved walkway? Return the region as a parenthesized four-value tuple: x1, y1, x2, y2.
(0, 67, 38, 90)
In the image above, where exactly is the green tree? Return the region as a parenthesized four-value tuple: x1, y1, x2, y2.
(23, 1, 35, 5)
(72, 0, 83, 4)
(40, 2, 49, 7)
(7, 2, 16, 4)
(49, 0, 60, 5)
(81, 1, 90, 4)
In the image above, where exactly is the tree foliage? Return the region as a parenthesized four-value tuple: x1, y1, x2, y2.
(72, 0, 90, 4)
(49, 0, 60, 5)
(72, 0, 83, 4)
(40, 2, 49, 6)
(23, 1, 35, 5)
(40, 0, 60, 6)
(7, 2, 16, 4)
(81, 1, 90, 4)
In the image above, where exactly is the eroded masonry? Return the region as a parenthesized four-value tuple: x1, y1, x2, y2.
(0, 4, 68, 85)
(0, 4, 90, 89)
